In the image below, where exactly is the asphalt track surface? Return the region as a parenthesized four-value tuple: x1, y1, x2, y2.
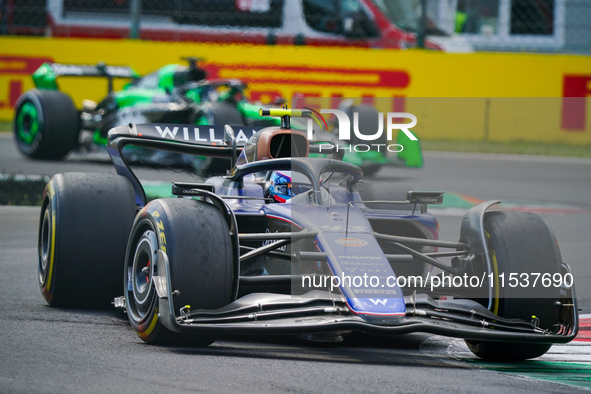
(1, 133, 591, 392)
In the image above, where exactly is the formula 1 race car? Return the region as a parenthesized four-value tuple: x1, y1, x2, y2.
(13, 59, 422, 175)
(36, 108, 577, 361)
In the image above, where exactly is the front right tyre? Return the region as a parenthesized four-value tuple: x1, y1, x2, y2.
(465, 211, 564, 361)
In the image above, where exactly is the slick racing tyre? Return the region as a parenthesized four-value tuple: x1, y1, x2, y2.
(197, 102, 245, 176)
(38, 173, 136, 307)
(124, 198, 235, 346)
(14, 89, 80, 160)
(466, 211, 563, 361)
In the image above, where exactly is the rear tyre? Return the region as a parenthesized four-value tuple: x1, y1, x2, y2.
(38, 173, 136, 307)
(124, 198, 235, 346)
(14, 89, 79, 160)
(465, 211, 563, 361)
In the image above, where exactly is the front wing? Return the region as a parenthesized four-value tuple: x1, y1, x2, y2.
(152, 249, 578, 344)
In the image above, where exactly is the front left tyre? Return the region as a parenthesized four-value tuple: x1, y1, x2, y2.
(38, 173, 136, 307)
(124, 198, 235, 345)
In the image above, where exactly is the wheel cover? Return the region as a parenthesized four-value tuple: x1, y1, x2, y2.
(16, 102, 40, 145)
(127, 229, 158, 322)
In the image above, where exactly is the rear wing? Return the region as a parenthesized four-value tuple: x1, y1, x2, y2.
(108, 123, 260, 155)
(107, 122, 346, 207)
(107, 123, 263, 206)
(32, 62, 139, 92)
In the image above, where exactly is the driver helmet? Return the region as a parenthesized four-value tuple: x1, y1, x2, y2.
(267, 171, 312, 203)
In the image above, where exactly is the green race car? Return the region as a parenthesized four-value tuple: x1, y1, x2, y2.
(13, 58, 422, 175)
(14, 58, 261, 160)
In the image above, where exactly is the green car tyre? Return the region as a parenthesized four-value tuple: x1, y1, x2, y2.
(14, 89, 80, 160)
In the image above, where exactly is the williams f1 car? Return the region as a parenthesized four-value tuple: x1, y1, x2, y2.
(37, 108, 576, 361)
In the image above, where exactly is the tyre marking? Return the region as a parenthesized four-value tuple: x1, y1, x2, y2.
(47, 181, 55, 198)
(140, 307, 159, 338)
(490, 248, 500, 315)
(157, 220, 166, 253)
(46, 211, 56, 291)
(152, 210, 167, 253)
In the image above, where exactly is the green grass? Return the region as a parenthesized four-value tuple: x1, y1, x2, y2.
(422, 140, 591, 158)
(0, 120, 11, 133)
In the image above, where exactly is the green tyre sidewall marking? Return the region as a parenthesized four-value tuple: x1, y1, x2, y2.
(16, 102, 40, 145)
(14, 93, 45, 156)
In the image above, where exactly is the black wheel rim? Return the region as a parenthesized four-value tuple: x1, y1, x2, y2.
(39, 207, 51, 286)
(127, 227, 158, 322)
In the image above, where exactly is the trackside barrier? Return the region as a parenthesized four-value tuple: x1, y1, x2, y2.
(1, 37, 590, 143)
